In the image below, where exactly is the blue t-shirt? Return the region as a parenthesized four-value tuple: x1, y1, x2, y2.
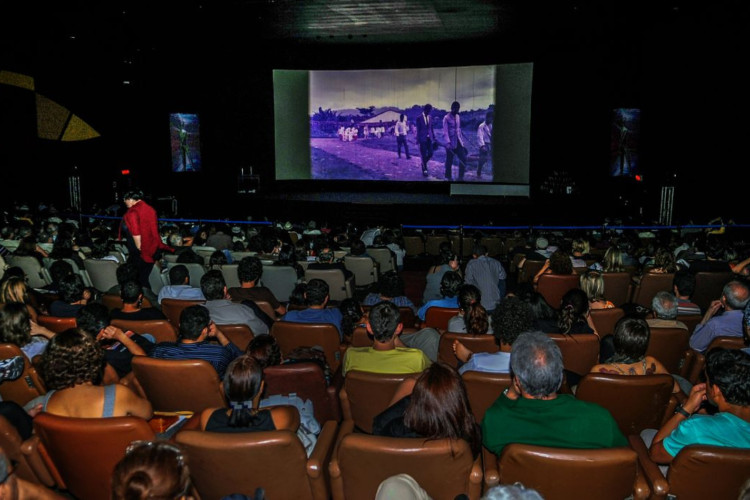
(663, 412, 750, 457)
(417, 297, 459, 321)
(281, 308, 344, 340)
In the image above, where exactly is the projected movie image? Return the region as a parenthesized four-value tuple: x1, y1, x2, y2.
(310, 66, 495, 182)
(170, 113, 202, 173)
(610, 108, 640, 177)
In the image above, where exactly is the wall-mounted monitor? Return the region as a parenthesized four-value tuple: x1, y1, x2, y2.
(170, 113, 202, 173)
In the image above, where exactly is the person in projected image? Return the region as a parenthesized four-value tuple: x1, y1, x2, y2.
(416, 103, 436, 177)
(395, 114, 411, 160)
(477, 110, 493, 178)
(443, 101, 469, 181)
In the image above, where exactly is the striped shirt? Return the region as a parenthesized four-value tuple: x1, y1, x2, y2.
(677, 298, 701, 316)
(151, 341, 242, 378)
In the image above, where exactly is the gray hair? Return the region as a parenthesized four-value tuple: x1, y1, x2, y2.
(510, 331, 563, 397)
(482, 483, 544, 500)
(724, 280, 750, 310)
(651, 291, 678, 319)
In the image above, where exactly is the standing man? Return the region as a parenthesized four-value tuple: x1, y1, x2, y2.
(443, 101, 468, 181)
(395, 114, 411, 160)
(415, 103, 436, 177)
(465, 243, 507, 313)
(122, 188, 171, 289)
(477, 110, 493, 178)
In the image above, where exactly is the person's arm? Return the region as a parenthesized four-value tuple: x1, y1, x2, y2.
(649, 383, 706, 464)
(731, 256, 750, 274)
(208, 322, 231, 347)
(132, 234, 142, 251)
(97, 326, 147, 356)
(29, 321, 56, 339)
(532, 259, 551, 284)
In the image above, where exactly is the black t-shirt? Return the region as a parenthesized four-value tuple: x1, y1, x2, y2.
(372, 396, 421, 438)
(101, 332, 155, 377)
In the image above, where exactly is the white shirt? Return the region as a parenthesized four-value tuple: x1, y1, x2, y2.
(478, 121, 492, 147)
(395, 120, 408, 136)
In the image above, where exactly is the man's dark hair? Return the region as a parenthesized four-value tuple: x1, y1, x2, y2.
(49, 259, 74, 285)
(120, 280, 142, 304)
(350, 239, 366, 256)
(179, 305, 211, 340)
(237, 256, 263, 284)
(116, 262, 140, 286)
(168, 264, 190, 286)
(305, 279, 329, 306)
(611, 317, 650, 363)
(122, 188, 144, 201)
(440, 271, 463, 298)
(473, 244, 488, 256)
(490, 296, 533, 347)
(200, 270, 226, 300)
(176, 248, 205, 265)
(368, 301, 401, 342)
(673, 270, 696, 298)
(58, 274, 84, 303)
(705, 348, 750, 406)
(76, 303, 111, 336)
(378, 271, 405, 298)
(423, 103, 432, 113)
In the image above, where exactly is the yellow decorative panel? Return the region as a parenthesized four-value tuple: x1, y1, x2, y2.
(36, 93, 70, 140)
(61, 114, 101, 141)
(0, 70, 35, 91)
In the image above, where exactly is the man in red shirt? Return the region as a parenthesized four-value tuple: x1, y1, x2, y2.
(122, 188, 171, 288)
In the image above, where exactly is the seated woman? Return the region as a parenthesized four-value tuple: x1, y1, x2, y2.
(452, 296, 534, 374)
(111, 441, 196, 500)
(634, 247, 679, 286)
(12, 236, 48, 265)
(518, 289, 558, 332)
(579, 270, 615, 310)
(363, 271, 418, 314)
(372, 362, 481, 458)
(571, 238, 592, 267)
(590, 246, 626, 273)
(339, 298, 366, 343)
(36, 328, 152, 418)
(208, 250, 229, 269)
(200, 354, 298, 433)
(590, 317, 683, 394)
(109, 281, 167, 321)
(417, 271, 462, 322)
(553, 288, 599, 336)
(422, 242, 459, 304)
(532, 249, 576, 285)
(446, 284, 493, 334)
(0, 302, 56, 360)
(1, 275, 41, 322)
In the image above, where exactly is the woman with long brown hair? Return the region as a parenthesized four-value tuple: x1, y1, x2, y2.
(447, 284, 492, 334)
(372, 362, 482, 457)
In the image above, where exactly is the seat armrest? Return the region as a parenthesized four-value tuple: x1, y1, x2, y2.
(20, 436, 59, 488)
(627, 434, 668, 500)
(469, 452, 484, 500)
(685, 350, 705, 385)
(327, 369, 344, 422)
(307, 420, 338, 479)
(329, 420, 355, 500)
(482, 446, 499, 488)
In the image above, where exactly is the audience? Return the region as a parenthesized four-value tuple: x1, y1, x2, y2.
(110, 280, 167, 321)
(464, 243, 506, 312)
(447, 284, 493, 334)
(690, 280, 750, 352)
(417, 270, 462, 321)
(201, 270, 269, 335)
(281, 279, 343, 339)
(0, 301, 55, 360)
(363, 270, 418, 314)
(422, 241, 459, 303)
(111, 441, 196, 500)
(157, 264, 205, 304)
(228, 256, 286, 317)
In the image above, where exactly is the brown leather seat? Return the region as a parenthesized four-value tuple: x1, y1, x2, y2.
(424, 306, 460, 330)
(461, 371, 511, 423)
(329, 420, 483, 500)
(217, 323, 255, 351)
(601, 272, 632, 307)
(630, 436, 750, 500)
(679, 314, 702, 335)
(437, 332, 498, 368)
(632, 273, 675, 308)
(518, 260, 545, 284)
(32, 413, 155, 500)
(484, 442, 648, 500)
(175, 421, 338, 500)
(272, 321, 344, 373)
(0, 416, 55, 486)
(575, 373, 675, 435)
(160, 298, 206, 329)
(707, 335, 746, 350)
(0, 344, 46, 406)
(589, 307, 625, 337)
(339, 370, 421, 433)
(350, 326, 371, 347)
(692, 271, 733, 312)
(264, 362, 341, 423)
(110, 318, 179, 343)
(131, 356, 225, 413)
(101, 292, 123, 312)
(547, 333, 600, 376)
(536, 274, 580, 309)
(682, 336, 748, 386)
(645, 327, 691, 375)
(36, 315, 76, 333)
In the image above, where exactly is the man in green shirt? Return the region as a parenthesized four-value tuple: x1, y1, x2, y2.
(482, 331, 627, 455)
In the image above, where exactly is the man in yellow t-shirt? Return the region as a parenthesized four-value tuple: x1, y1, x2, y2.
(342, 301, 430, 376)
